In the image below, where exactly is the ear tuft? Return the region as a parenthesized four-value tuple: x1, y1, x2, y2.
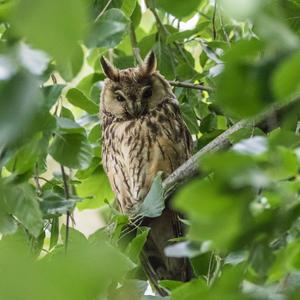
(100, 56, 119, 81)
(141, 51, 156, 76)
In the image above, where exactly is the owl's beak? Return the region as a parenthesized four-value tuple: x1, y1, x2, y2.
(127, 102, 143, 118)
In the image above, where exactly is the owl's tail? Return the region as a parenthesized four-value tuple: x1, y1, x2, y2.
(141, 207, 193, 295)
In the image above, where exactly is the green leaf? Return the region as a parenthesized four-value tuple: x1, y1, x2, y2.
(50, 217, 59, 250)
(0, 70, 43, 146)
(159, 280, 183, 291)
(121, 0, 137, 17)
(49, 118, 92, 169)
(0, 209, 17, 235)
(157, 0, 202, 19)
(216, 40, 276, 118)
(87, 8, 130, 48)
(264, 146, 298, 181)
(171, 279, 207, 300)
(57, 44, 84, 81)
(1, 182, 43, 237)
(229, 127, 265, 144)
(0, 233, 134, 300)
(137, 172, 165, 218)
(76, 167, 114, 210)
(40, 192, 80, 218)
(42, 84, 65, 111)
(10, 0, 89, 62)
(268, 239, 300, 282)
(175, 178, 252, 250)
(66, 88, 99, 114)
(76, 73, 103, 98)
(181, 103, 199, 134)
(272, 51, 300, 101)
(6, 132, 44, 174)
(166, 22, 210, 44)
(126, 227, 150, 263)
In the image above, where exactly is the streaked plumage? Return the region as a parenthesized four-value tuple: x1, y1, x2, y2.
(100, 52, 193, 282)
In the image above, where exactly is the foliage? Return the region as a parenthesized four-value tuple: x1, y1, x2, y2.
(1, 0, 300, 299)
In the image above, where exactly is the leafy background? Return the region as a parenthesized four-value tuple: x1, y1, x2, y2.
(1, 0, 300, 299)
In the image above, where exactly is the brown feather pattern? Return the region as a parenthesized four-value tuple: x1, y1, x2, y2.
(100, 56, 193, 284)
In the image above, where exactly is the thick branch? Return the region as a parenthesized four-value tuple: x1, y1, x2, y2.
(162, 119, 250, 193)
(162, 97, 300, 193)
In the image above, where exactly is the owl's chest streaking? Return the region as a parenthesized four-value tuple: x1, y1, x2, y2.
(102, 99, 192, 213)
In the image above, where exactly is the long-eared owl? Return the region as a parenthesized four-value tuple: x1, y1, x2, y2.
(100, 52, 193, 282)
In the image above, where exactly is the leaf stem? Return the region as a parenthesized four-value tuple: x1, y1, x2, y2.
(129, 23, 143, 65)
(60, 165, 71, 254)
(94, 0, 113, 23)
(212, 0, 217, 40)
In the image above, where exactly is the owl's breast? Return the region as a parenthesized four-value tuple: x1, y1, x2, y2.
(102, 102, 192, 213)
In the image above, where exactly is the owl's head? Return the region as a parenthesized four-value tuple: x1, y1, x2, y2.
(100, 51, 174, 120)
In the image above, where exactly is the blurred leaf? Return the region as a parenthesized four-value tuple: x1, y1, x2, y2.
(57, 44, 84, 81)
(175, 178, 253, 250)
(164, 241, 208, 258)
(0, 181, 43, 237)
(272, 51, 300, 101)
(0, 234, 134, 300)
(229, 127, 265, 144)
(268, 239, 300, 282)
(0, 209, 17, 235)
(10, 0, 89, 62)
(159, 280, 183, 291)
(121, 0, 137, 17)
(0, 70, 43, 146)
(157, 0, 202, 19)
(216, 40, 277, 118)
(232, 136, 268, 156)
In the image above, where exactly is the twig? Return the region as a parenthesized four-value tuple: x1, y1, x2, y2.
(34, 163, 42, 196)
(212, 0, 217, 40)
(60, 165, 71, 254)
(129, 23, 143, 65)
(218, 5, 230, 46)
(140, 251, 168, 297)
(162, 97, 300, 194)
(94, 0, 113, 23)
(169, 80, 213, 92)
(145, 0, 194, 69)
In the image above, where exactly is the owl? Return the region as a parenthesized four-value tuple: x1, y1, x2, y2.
(100, 52, 193, 282)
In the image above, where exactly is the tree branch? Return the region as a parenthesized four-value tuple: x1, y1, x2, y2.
(169, 80, 213, 92)
(129, 23, 143, 65)
(162, 97, 300, 194)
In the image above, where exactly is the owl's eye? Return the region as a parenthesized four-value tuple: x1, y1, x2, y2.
(142, 87, 152, 98)
(116, 94, 125, 102)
